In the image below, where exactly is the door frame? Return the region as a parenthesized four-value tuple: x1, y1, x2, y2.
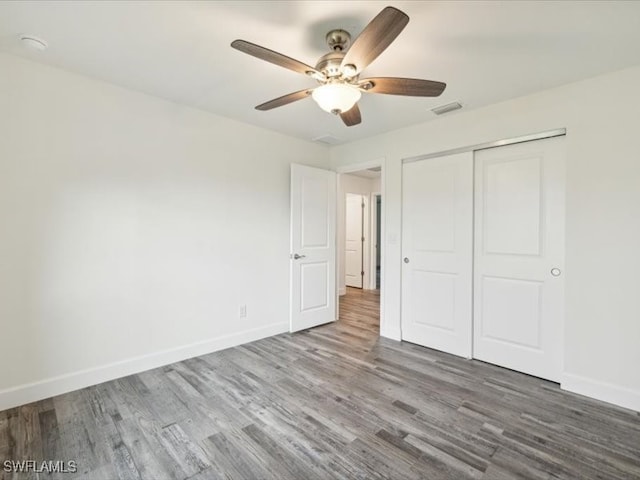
(369, 192, 381, 290)
(403, 129, 566, 164)
(336, 159, 385, 333)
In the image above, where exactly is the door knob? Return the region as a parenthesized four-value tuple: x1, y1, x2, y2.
(293, 253, 306, 260)
(403, 257, 410, 264)
(551, 268, 561, 277)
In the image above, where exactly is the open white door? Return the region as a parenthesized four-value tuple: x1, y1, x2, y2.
(290, 164, 337, 332)
(473, 136, 565, 382)
(401, 152, 473, 357)
(345, 193, 364, 288)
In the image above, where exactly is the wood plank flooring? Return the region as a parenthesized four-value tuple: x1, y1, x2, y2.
(1, 287, 639, 479)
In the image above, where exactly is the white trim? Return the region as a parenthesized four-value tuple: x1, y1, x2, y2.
(336, 159, 383, 173)
(362, 194, 371, 290)
(380, 324, 402, 341)
(369, 192, 381, 290)
(339, 286, 347, 296)
(403, 128, 567, 164)
(0, 322, 287, 411)
(562, 373, 640, 413)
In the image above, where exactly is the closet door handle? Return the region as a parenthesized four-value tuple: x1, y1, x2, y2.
(403, 257, 410, 264)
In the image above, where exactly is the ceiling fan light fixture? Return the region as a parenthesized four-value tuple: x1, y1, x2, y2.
(312, 83, 361, 114)
(306, 70, 326, 81)
(342, 64, 357, 78)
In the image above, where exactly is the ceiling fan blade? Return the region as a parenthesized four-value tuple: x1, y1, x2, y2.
(360, 77, 446, 97)
(231, 40, 325, 79)
(255, 88, 313, 111)
(340, 104, 362, 127)
(341, 7, 409, 75)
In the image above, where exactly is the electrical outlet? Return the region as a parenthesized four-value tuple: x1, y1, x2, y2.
(239, 305, 247, 318)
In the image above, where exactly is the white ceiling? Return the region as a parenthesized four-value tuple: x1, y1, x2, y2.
(2, 1, 640, 145)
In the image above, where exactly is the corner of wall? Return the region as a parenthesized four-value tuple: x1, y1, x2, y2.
(561, 372, 640, 413)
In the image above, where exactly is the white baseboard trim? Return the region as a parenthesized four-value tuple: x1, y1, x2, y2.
(0, 322, 288, 412)
(380, 325, 402, 342)
(339, 287, 346, 296)
(561, 372, 640, 413)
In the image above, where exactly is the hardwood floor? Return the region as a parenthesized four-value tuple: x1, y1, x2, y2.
(1, 287, 639, 479)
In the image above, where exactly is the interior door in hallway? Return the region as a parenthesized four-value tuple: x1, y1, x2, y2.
(473, 136, 565, 382)
(401, 152, 473, 358)
(290, 163, 336, 332)
(345, 193, 364, 288)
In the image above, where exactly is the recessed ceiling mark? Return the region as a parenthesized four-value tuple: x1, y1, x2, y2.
(20, 34, 48, 51)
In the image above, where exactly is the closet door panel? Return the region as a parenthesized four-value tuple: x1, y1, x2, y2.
(474, 136, 566, 382)
(401, 152, 473, 358)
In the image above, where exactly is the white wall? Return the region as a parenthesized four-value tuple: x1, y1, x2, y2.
(371, 177, 381, 193)
(330, 65, 640, 412)
(0, 53, 328, 410)
(337, 173, 379, 294)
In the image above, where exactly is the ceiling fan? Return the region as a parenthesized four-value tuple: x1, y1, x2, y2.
(231, 6, 446, 127)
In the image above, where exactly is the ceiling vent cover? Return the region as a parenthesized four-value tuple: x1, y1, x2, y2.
(312, 134, 341, 145)
(431, 102, 462, 115)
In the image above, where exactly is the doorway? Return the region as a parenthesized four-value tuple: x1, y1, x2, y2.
(337, 162, 383, 331)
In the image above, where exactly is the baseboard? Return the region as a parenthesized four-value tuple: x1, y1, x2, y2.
(561, 372, 640, 413)
(380, 324, 402, 342)
(339, 287, 346, 296)
(0, 322, 288, 412)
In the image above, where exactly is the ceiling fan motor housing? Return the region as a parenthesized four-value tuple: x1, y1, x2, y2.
(315, 51, 346, 78)
(325, 29, 351, 52)
(317, 30, 358, 80)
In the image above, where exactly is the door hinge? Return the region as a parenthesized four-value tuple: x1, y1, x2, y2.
(361, 236, 365, 242)
(361, 271, 365, 276)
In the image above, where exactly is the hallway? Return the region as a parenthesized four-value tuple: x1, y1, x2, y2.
(338, 286, 380, 334)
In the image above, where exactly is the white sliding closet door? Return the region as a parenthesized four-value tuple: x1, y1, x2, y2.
(473, 136, 565, 381)
(401, 152, 473, 358)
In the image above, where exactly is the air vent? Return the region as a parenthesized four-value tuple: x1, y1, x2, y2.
(431, 102, 462, 116)
(312, 134, 341, 145)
